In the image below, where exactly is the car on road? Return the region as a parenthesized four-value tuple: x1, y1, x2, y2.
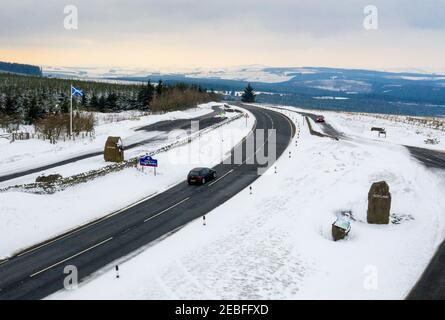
(315, 116, 325, 123)
(187, 167, 217, 185)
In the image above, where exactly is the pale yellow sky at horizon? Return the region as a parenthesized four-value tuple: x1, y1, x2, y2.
(1, 1, 445, 73)
(2, 42, 444, 73)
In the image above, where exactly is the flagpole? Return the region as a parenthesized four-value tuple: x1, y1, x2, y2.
(70, 84, 73, 137)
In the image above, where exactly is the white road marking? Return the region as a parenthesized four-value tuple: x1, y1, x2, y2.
(243, 109, 275, 165)
(208, 169, 234, 187)
(17, 191, 159, 258)
(29, 237, 113, 278)
(144, 197, 191, 223)
(11, 107, 257, 260)
(0, 259, 9, 266)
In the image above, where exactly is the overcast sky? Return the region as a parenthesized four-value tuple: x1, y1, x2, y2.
(1, 0, 444, 71)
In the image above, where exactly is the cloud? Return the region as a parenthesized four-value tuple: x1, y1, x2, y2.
(1, 0, 444, 69)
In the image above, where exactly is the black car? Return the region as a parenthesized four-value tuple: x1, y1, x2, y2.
(187, 167, 217, 185)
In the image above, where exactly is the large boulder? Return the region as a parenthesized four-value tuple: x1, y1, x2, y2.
(367, 181, 391, 225)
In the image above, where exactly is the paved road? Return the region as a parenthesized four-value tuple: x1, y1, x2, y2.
(0, 107, 223, 183)
(405, 146, 445, 299)
(0, 105, 295, 300)
(297, 111, 344, 139)
(405, 146, 445, 170)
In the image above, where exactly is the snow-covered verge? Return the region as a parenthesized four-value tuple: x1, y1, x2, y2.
(258, 104, 445, 151)
(0, 107, 255, 259)
(52, 106, 445, 300)
(0, 103, 215, 179)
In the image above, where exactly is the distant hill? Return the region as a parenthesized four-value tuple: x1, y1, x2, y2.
(42, 65, 445, 116)
(0, 61, 42, 76)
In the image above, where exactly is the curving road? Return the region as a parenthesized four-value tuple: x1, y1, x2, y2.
(405, 146, 445, 170)
(0, 107, 223, 184)
(0, 105, 295, 300)
(266, 105, 344, 139)
(405, 146, 445, 300)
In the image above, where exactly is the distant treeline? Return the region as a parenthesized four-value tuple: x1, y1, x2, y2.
(0, 73, 220, 126)
(0, 61, 42, 76)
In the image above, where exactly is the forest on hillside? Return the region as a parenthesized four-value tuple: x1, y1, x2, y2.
(0, 73, 220, 128)
(0, 61, 42, 76)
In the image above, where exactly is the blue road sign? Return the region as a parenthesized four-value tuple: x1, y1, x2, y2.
(139, 155, 158, 167)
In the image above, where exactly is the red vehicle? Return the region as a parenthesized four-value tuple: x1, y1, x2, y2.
(315, 116, 325, 123)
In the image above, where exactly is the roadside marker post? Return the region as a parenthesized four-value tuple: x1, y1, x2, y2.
(115, 265, 119, 279)
(249, 186, 252, 195)
(203, 216, 206, 226)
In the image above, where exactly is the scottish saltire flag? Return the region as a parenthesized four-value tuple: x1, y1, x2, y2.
(71, 86, 84, 97)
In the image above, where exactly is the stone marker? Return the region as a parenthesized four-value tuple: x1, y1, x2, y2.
(104, 136, 124, 163)
(367, 181, 391, 225)
(332, 218, 351, 241)
(36, 174, 63, 184)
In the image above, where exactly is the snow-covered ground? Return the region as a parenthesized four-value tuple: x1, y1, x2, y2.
(43, 65, 297, 84)
(260, 104, 445, 152)
(324, 111, 445, 151)
(51, 106, 445, 300)
(0, 104, 215, 183)
(0, 105, 254, 258)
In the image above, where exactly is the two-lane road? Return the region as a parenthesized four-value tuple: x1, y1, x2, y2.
(0, 105, 295, 300)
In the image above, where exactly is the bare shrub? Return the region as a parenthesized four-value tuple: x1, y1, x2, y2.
(72, 112, 95, 134)
(35, 114, 65, 141)
(35, 112, 96, 142)
(0, 114, 21, 132)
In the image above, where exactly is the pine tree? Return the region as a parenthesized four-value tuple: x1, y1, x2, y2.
(60, 95, 69, 113)
(90, 93, 99, 109)
(81, 93, 88, 107)
(241, 83, 255, 103)
(98, 95, 107, 112)
(26, 96, 43, 124)
(156, 80, 164, 97)
(138, 81, 155, 110)
(5, 96, 17, 116)
(106, 92, 118, 111)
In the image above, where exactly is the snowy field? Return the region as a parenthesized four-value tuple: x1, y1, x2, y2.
(259, 104, 445, 150)
(0, 103, 215, 182)
(0, 104, 254, 258)
(51, 106, 445, 300)
(324, 111, 445, 151)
